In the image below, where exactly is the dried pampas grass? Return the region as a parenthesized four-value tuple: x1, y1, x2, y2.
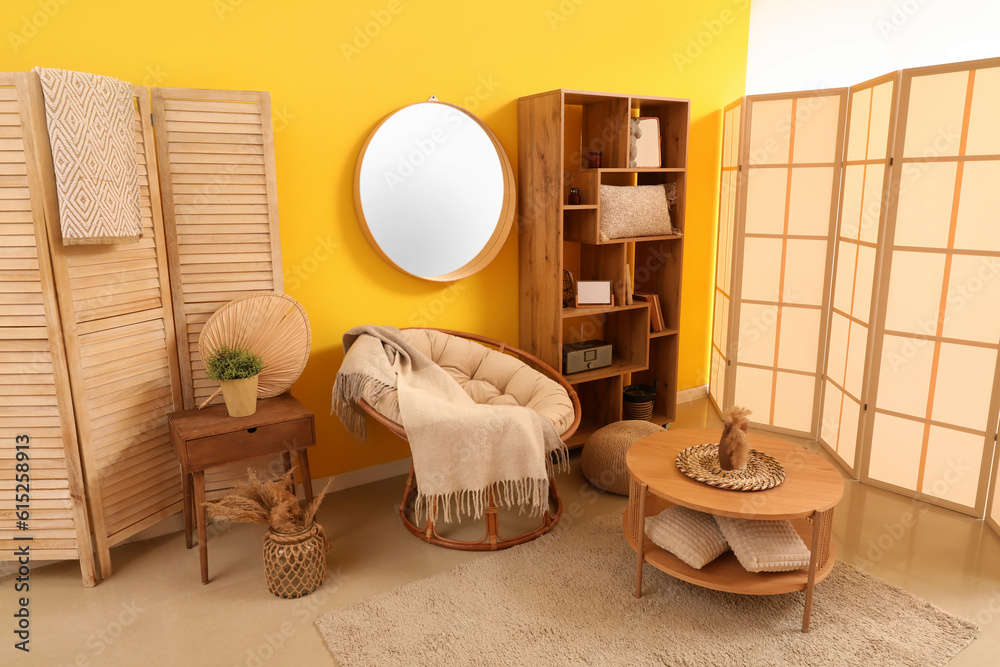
(206, 466, 333, 533)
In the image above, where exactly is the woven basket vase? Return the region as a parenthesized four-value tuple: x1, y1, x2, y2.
(263, 522, 329, 599)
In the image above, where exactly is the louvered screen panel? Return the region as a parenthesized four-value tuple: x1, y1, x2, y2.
(151, 87, 283, 411)
(0, 73, 96, 584)
(29, 75, 184, 578)
(152, 88, 285, 497)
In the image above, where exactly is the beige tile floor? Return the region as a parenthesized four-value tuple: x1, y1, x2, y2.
(2, 397, 998, 666)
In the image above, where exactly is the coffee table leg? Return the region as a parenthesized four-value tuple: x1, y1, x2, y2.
(631, 480, 648, 598)
(194, 471, 209, 584)
(802, 509, 827, 632)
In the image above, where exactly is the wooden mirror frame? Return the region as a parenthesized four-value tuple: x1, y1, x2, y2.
(353, 101, 516, 282)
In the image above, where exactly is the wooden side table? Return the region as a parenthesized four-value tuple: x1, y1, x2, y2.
(168, 393, 316, 584)
(624, 427, 844, 632)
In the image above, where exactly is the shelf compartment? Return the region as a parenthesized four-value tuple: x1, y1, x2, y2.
(629, 97, 690, 170)
(564, 170, 599, 206)
(567, 375, 623, 447)
(562, 306, 649, 379)
(632, 334, 678, 423)
(633, 240, 682, 331)
(563, 242, 627, 306)
(563, 99, 630, 170)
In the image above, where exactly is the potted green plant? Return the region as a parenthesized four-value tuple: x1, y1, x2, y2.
(205, 344, 264, 417)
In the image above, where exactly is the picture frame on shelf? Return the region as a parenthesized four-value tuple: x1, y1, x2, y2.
(576, 280, 613, 307)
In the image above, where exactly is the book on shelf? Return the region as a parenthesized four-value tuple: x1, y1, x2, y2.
(633, 292, 665, 332)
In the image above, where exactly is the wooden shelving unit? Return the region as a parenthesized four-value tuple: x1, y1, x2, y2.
(517, 89, 688, 447)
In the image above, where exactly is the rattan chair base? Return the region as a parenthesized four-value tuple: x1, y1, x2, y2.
(675, 443, 786, 491)
(398, 465, 563, 551)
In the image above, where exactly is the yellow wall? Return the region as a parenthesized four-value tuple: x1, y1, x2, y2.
(3, 0, 749, 478)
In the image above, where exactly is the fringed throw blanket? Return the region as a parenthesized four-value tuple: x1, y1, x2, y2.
(332, 326, 567, 523)
(35, 67, 141, 245)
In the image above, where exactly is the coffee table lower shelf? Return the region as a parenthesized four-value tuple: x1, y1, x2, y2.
(624, 496, 836, 600)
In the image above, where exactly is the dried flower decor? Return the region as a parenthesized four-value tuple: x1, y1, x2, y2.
(206, 467, 332, 534)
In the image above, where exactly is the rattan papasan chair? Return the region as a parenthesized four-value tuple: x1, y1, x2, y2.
(346, 328, 579, 551)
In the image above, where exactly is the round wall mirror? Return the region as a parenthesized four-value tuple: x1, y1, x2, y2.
(354, 101, 515, 281)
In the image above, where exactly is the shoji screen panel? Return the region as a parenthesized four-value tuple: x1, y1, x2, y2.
(864, 59, 1000, 516)
(152, 88, 283, 412)
(0, 73, 96, 585)
(28, 77, 184, 577)
(709, 99, 741, 412)
(817, 74, 899, 475)
(730, 90, 847, 436)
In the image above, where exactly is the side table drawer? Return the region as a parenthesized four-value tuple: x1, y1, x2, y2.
(186, 417, 314, 469)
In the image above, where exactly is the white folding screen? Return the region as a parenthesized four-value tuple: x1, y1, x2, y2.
(817, 74, 899, 476)
(863, 60, 1000, 517)
(709, 100, 741, 413)
(713, 57, 1000, 526)
(726, 90, 847, 437)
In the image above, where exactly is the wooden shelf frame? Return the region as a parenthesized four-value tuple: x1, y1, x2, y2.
(518, 89, 688, 438)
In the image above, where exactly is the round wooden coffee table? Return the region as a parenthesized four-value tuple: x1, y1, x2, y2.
(623, 427, 844, 632)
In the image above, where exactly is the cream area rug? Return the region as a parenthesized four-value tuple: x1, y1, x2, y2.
(315, 513, 977, 666)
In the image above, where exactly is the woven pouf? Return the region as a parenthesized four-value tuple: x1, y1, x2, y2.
(582, 420, 664, 495)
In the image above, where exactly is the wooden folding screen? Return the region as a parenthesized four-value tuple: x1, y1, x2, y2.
(152, 88, 286, 498)
(152, 87, 283, 412)
(714, 57, 1000, 523)
(1, 74, 287, 584)
(862, 59, 1000, 517)
(0, 73, 96, 585)
(709, 99, 741, 414)
(817, 73, 899, 476)
(26, 74, 184, 578)
(721, 89, 847, 437)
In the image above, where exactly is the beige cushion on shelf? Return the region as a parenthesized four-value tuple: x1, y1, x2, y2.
(645, 505, 730, 570)
(714, 516, 811, 573)
(364, 329, 576, 436)
(581, 420, 663, 495)
(599, 183, 673, 242)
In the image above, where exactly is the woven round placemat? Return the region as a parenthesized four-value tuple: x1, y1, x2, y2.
(675, 443, 785, 491)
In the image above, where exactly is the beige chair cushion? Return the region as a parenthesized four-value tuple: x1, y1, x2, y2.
(365, 329, 575, 435)
(645, 505, 729, 570)
(714, 516, 811, 573)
